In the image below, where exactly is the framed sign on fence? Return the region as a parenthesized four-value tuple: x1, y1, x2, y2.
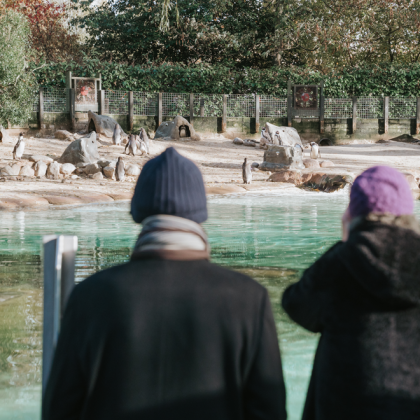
(293, 85, 318, 110)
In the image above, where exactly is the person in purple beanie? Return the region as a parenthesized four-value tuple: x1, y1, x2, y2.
(282, 165, 420, 420)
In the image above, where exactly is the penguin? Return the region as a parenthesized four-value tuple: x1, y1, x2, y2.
(273, 131, 282, 146)
(139, 140, 148, 155)
(294, 143, 304, 152)
(115, 157, 125, 182)
(139, 128, 150, 153)
(113, 123, 121, 145)
(13, 133, 25, 160)
(125, 134, 137, 156)
(310, 142, 321, 159)
(242, 158, 252, 184)
(261, 127, 271, 143)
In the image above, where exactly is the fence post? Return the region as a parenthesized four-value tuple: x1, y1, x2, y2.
(69, 88, 75, 132)
(189, 93, 194, 126)
(384, 96, 389, 134)
(200, 99, 204, 117)
(287, 80, 292, 127)
(416, 97, 420, 135)
(99, 90, 105, 115)
(42, 235, 78, 398)
(39, 87, 44, 130)
(319, 81, 324, 134)
(158, 93, 163, 127)
(222, 94, 227, 133)
(128, 91, 134, 132)
(352, 97, 357, 134)
(255, 94, 260, 134)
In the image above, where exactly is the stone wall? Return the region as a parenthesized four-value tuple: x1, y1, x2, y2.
(10, 113, 419, 144)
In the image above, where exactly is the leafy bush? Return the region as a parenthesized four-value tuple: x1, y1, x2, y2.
(0, 10, 38, 126)
(33, 57, 420, 97)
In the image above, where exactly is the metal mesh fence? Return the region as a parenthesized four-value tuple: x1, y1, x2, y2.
(325, 98, 353, 119)
(162, 93, 189, 116)
(105, 90, 129, 115)
(227, 94, 255, 117)
(259, 95, 287, 118)
(43, 88, 67, 113)
(133, 92, 158, 116)
(357, 97, 383, 119)
(193, 94, 223, 117)
(33, 97, 39, 113)
(389, 97, 416, 119)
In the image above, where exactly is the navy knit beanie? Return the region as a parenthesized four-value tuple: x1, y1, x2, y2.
(131, 147, 208, 224)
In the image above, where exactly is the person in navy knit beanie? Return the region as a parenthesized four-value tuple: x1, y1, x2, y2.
(43, 146, 287, 420)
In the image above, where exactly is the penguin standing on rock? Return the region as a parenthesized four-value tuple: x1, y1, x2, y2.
(116, 157, 125, 182)
(242, 158, 252, 184)
(310, 142, 321, 159)
(13, 133, 25, 160)
(125, 134, 137, 156)
(113, 123, 121, 145)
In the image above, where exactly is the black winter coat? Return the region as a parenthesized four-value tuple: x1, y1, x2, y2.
(282, 214, 420, 420)
(43, 259, 286, 420)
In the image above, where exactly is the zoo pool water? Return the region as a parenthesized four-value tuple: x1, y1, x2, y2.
(1, 190, 417, 419)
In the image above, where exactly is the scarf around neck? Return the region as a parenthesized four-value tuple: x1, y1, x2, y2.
(131, 215, 210, 261)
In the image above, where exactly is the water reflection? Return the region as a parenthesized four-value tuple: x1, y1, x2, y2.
(0, 191, 413, 420)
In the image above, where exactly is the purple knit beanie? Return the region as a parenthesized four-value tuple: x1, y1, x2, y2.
(349, 166, 413, 218)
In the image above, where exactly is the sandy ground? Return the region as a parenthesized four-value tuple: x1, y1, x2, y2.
(0, 132, 419, 209)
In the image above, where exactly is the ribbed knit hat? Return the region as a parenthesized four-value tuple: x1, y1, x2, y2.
(131, 147, 208, 224)
(349, 166, 413, 218)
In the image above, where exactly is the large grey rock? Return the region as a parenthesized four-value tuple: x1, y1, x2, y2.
(264, 123, 302, 147)
(29, 155, 53, 164)
(87, 111, 128, 139)
(103, 166, 115, 179)
(60, 163, 76, 175)
(260, 145, 304, 172)
(58, 131, 100, 165)
(0, 126, 11, 143)
(34, 161, 47, 177)
(1, 164, 20, 176)
(47, 162, 61, 179)
(125, 164, 141, 176)
(97, 160, 111, 168)
(19, 164, 35, 177)
(154, 115, 201, 141)
(84, 163, 102, 175)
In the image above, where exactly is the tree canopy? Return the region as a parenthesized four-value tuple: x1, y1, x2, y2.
(0, 10, 38, 126)
(73, 0, 420, 71)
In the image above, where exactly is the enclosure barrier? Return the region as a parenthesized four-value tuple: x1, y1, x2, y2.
(42, 235, 78, 396)
(33, 88, 420, 135)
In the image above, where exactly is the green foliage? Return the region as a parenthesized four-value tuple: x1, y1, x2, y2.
(0, 10, 38, 126)
(33, 57, 420, 97)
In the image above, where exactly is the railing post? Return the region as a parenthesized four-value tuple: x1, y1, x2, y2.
(158, 93, 162, 127)
(222, 94, 227, 133)
(39, 87, 44, 130)
(384, 96, 389, 134)
(128, 91, 134, 132)
(70, 88, 76, 132)
(287, 80, 292, 127)
(200, 99, 205, 117)
(319, 81, 324, 134)
(189, 93, 194, 126)
(255, 94, 260, 134)
(416, 97, 420, 135)
(42, 235, 78, 397)
(352, 97, 357, 134)
(99, 90, 105, 115)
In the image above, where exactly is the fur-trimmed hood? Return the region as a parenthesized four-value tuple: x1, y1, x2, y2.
(339, 213, 420, 308)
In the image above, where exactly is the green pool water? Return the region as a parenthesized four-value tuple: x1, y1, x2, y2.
(1, 189, 413, 419)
